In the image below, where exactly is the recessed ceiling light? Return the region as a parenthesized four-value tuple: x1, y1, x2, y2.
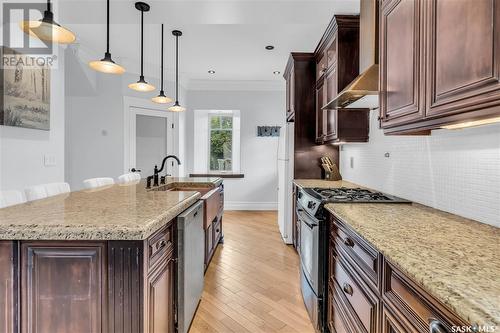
(265, 45, 274, 50)
(273, 71, 281, 75)
(208, 70, 215, 74)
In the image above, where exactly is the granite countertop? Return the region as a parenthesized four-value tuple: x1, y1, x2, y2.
(294, 179, 500, 327)
(0, 177, 221, 240)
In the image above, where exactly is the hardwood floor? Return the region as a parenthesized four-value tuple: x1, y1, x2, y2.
(189, 211, 315, 333)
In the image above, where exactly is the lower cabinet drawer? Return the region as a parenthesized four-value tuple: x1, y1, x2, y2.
(383, 259, 467, 333)
(212, 218, 222, 245)
(328, 285, 351, 333)
(333, 257, 379, 333)
(147, 222, 174, 271)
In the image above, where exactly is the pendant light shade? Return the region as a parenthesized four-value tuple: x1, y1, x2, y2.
(20, 0, 76, 44)
(152, 24, 172, 104)
(89, 0, 125, 74)
(129, 2, 155, 92)
(168, 30, 185, 112)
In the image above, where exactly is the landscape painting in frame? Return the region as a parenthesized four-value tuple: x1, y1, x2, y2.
(1, 47, 50, 130)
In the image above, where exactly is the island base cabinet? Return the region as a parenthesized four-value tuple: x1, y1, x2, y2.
(20, 242, 106, 333)
(0, 241, 16, 333)
(145, 255, 175, 333)
(0, 222, 179, 333)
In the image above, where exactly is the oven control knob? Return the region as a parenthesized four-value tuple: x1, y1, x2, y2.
(307, 201, 316, 209)
(298, 192, 303, 199)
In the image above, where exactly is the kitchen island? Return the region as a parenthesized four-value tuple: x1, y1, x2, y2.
(294, 179, 499, 331)
(0, 177, 222, 333)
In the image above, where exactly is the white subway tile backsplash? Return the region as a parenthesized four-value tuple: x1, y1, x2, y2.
(340, 110, 500, 228)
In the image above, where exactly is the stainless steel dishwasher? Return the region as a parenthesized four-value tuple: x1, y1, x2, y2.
(176, 200, 204, 333)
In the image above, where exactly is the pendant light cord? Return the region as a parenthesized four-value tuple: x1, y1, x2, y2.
(160, 24, 164, 92)
(106, 0, 110, 54)
(175, 34, 179, 102)
(47, 0, 51, 12)
(140, 10, 144, 77)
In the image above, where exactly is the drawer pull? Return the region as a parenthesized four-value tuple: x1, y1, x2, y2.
(216, 228, 220, 232)
(342, 283, 353, 296)
(429, 320, 447, 333)
(343, 237, 354, 247)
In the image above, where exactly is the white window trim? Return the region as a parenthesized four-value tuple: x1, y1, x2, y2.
(193, 110, 241, 174)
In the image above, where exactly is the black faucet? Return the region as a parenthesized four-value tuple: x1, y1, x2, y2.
(153, 155, 181, 186)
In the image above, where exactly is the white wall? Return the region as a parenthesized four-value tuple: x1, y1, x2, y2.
(186, 90, 285, 210)
(340, 110, 500, 227)
(0, 47, 65, 192)
(64, 48, 185, 190)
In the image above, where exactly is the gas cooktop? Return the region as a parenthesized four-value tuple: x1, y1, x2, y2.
(306, 187, 410, 203)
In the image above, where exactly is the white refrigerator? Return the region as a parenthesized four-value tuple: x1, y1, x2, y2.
(277, 122, 294, 244)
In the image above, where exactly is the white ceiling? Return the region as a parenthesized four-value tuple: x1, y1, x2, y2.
(59, 0, 360, 89)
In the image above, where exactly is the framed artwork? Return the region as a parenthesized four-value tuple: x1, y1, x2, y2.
(1, 47, 50, 130)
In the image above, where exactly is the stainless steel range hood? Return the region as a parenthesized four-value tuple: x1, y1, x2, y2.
(323, 0, 379, 110)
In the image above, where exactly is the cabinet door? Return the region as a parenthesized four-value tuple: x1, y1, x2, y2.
(324, 66, 338, 141)
(146, 255, 175, 333)
(380, 0, 425, 127)
(425, 0, 500, 118)
(315, 80, 326, 143)
(289, 70, 295, 116)
(316, 52, 328, 81)
(285, 72, 291, 117)
(382, 305, 419, 333)
(21, 242, 105, 333)
(0, 242, 16, 333)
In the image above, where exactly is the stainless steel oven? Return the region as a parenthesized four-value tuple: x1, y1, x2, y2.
(296, 190, 328, 333)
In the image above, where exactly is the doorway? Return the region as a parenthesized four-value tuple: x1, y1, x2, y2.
(124, 103, 175, 179)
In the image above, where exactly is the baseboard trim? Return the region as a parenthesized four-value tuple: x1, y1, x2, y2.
(224, 201, 278, 211)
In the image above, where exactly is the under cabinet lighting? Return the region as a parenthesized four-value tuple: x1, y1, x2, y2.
(441, 116, 500, 130)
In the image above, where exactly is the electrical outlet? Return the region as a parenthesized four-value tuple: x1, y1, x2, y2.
(350, 156, 354, 169)
(44, 154, 56, 167)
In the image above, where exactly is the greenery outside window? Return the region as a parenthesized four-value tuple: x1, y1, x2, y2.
(209, 114, 233, 171)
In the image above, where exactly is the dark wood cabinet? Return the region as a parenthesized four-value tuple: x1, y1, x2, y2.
(20, 242, 106, 333)
(328, 212, 469, 333)
(0, 221, 182, 333)
(145, 253, 175, 333)
(314, 15, 370, 144)
(202, 185, 224, 269)
(425, 0, 500, 119)
(284, 53, 340, 179)
(380, 0, 500, 134)
(379, 0, 425, 129)
(0, 241, 16, 333)
(285, 66, 295, 121)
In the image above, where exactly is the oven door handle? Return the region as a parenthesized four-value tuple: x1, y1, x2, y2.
(296, 208, 319, 229)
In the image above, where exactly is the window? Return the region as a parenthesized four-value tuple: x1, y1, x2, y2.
(193, 110, 240, 174)
(209, 114, 233, 171)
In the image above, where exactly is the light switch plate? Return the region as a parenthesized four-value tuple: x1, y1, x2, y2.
(350, 156, 354, 169)
(44, 154, 56, 167)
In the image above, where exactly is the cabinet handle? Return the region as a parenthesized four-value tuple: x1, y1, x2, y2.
(343, 237, 354, 247)
(343, 283, 353, 296)
(429, 320, 447, 333)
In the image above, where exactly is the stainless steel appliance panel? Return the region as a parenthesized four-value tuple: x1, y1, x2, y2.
(177, 200, 204, 333)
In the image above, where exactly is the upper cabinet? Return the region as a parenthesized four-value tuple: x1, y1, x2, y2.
(315, 16, 370, 144)
(380, 0, 500, 134)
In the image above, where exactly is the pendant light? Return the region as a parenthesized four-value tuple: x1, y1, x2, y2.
(168, 30, 186, 112)
(89, 0, 125, 74)
(20, 0, 76, 44)
(152, 24, 172, 104)
(128, 2, 155, 92)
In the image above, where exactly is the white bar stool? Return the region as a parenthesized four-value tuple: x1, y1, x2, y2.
(0, 190, 27, 208)
(117, 173, 141, 184)
(83, 177, 115, 189)
(24, 182, 71, 201)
